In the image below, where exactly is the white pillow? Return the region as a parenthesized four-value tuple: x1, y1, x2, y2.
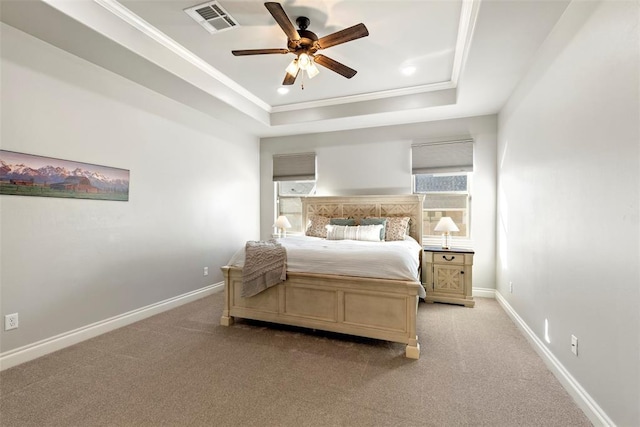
(326, 224, 384, 242)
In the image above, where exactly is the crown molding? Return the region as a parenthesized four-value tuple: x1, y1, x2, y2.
(271, 80, 456, 113)
(93, 0, 272, 112)
(91, 0, 480, 120)
(451, 0, 482, 86)
(272, 0, 480, 114)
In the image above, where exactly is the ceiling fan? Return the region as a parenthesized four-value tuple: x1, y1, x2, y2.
(232, 2, 369, 86)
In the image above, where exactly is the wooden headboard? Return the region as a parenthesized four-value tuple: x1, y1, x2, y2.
(302, 194, 425, 245)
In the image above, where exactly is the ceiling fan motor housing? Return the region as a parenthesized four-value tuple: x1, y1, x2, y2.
(295, 16, 310, 30)
(288, 17, 319, 54)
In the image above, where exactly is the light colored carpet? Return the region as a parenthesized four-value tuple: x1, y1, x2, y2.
(0, 292, 591, 426)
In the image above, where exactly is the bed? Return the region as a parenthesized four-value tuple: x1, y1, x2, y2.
(220, 194, 425, 359)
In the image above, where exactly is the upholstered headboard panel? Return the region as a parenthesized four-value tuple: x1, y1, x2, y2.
(302, 195, 425, 245)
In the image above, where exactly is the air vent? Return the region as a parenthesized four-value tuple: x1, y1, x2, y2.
(184, 1, 238, 34)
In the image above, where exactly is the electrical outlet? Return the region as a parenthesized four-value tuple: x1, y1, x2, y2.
(5, 313, 18, 331)
(203, 267, 209, 276)
(509, 281, 513, 293)
(571, 335, 578, 356)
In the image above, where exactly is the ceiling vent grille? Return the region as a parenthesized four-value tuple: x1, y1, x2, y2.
(184, 1, 238, 34)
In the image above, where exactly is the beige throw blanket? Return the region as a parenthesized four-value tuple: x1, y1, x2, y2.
(242, 240, 287, 298)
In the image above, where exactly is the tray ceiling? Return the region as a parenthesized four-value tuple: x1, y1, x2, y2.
(0, 0, 572, 136)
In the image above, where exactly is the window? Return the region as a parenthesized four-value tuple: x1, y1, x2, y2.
(414, 173, 470, 238)
(276, 180, 316, 232)
(273, 153, 316, 233)
(411, 139, 473, 241)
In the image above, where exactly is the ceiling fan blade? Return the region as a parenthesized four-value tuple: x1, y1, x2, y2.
(265, 2, 300, 42)
(313, 54, 357, 79)
(282, 69, 299, 85)
(317, 23, 369, 49)
(232, 48, 290, 56)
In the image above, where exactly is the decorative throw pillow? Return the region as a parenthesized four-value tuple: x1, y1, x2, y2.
(326, 224, 384, 242)
(329, 218, 356, 226)
(360, 217, 387, 241)
(384, 217, 411, 241)
(306, 215, 331, 238)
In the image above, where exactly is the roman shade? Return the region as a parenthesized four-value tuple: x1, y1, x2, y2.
(411, 139, 474, 174)
(273, 152, 316, 181)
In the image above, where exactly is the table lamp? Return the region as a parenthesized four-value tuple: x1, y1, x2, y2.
(434, 217, 459, 249)
(274, 215, 292, 237)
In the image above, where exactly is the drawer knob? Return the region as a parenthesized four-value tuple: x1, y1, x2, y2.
(443, 255, 455, 261)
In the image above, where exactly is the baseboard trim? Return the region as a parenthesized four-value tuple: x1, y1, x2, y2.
(0, 282, 224, 371)
(473, 287, 496, 298)
(495, 292, 614, 426)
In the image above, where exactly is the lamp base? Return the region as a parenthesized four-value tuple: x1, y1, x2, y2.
(441, 232, 451, 250)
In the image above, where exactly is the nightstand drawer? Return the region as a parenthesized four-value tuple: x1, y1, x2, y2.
(433, 253, 464, 265)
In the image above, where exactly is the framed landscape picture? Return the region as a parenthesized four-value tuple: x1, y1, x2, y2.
(0, 150, 129, 201)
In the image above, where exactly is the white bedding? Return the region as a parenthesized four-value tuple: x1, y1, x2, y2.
(228, 235, 425, 298)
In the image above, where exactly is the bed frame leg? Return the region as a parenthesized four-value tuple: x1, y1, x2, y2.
(405, 340, 420, 359)
(220, 310, 234, 326)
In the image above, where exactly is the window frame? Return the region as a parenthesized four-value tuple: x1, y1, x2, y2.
(274, 180, 316, 235)
(413, 172, 472, 246)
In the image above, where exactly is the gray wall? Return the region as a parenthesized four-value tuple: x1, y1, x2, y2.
(0, 24, 260, 353)
(260, 115, 497, 291)
(497, 1, 639, 425)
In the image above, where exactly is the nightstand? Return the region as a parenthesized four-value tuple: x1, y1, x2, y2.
(423, 247, 475, 307)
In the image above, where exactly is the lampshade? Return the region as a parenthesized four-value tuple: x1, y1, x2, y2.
(284, 53, 320, 81)
(434, 217, 459, 233)
(274, 215, 292, 238)
(306, 60, 320, 79)
(434, 217, 458, 249)
(274, 215, 292, 229)
(297, 53, 311, 70)
(285, 58, 298, 77)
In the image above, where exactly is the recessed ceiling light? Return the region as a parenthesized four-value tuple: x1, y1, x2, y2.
(277, 87, 289, 95)
(401, 66, 416, 76)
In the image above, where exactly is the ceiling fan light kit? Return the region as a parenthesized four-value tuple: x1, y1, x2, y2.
(297, 53, 311, 70)
(231, 2, 369, 89)
(286, 53, 319, 81)
(305, 60, 320, 79)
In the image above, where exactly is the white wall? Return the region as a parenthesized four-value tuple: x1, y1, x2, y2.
(260, 115, 497, 291)
(0, 24, 260, 354)
(497, 1, 639, 425)
(316, 140, 410, 196)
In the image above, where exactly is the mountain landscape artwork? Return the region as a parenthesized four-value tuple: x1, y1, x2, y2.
(0, 150, 129, 201)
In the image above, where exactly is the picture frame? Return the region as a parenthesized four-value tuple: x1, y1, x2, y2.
(0, 150, 129, 201)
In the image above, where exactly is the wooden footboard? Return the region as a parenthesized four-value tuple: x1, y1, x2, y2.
(220, 194, 425, 359)
(220, 266, 421, 359)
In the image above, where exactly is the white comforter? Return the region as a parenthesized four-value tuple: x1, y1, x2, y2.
(228, 235, 425, 298)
